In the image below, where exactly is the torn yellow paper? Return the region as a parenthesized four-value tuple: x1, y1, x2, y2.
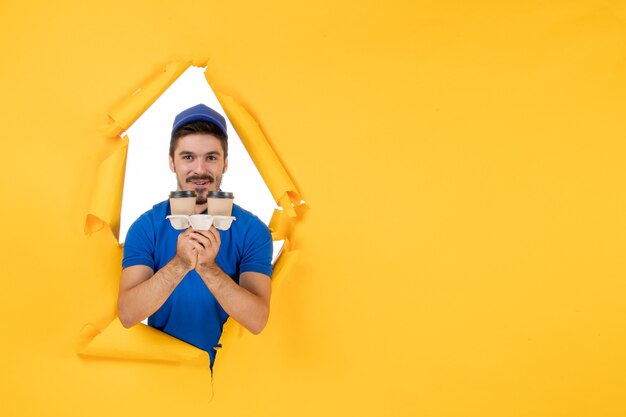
(80, 63, 303, 380)
(271, 248, 300, 288)
(210, 246, 299, 345)
(215, 316, 246, 350)
(2, 2, 626, 416)
(212, 90, 303, 216)
(269, 208, 288, 241)
(85, 137, 128, 238)
(78, 318, 211, 367)
(103, 61, 191, 137)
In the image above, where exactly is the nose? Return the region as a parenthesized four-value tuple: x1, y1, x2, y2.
(192, 158, 210, 175)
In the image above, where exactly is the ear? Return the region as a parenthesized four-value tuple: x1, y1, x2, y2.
(223, 157, 228, 174)
(169, 155, 176, 173)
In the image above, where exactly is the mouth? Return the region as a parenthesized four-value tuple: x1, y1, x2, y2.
(186, 176, 214, 188)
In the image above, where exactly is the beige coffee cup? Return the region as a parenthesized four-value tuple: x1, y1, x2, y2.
(206, 191, 234, 216)
(169, 190, 197, 215)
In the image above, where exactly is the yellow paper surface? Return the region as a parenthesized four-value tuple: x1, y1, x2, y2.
(80, 59, 303, 373)
(269, 207, 290, 240)
(213, 91, 303, 216)
(85, 137, 128, 238)
(78, 318, 211, 367)
(2, 1, 626, 417)
(104, 61, 192, 137)
(271, 248, 300, 288)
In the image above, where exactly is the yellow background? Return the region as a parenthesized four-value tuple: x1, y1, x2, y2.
(1, 1, 626, 416)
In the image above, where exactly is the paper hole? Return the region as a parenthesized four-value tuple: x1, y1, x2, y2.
(119, 66, 278, 261)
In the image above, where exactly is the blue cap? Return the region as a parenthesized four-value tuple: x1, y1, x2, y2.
(171, 104, 227, 137)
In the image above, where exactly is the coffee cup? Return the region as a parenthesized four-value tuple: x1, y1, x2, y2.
(169, 190, 197, 215)
(206, 191, 234, 216)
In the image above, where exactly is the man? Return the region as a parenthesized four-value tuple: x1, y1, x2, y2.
(117, 104, 273, 367)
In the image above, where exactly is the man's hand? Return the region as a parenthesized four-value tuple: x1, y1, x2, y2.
(188, 226, 221, 270)
(189, 225, 271, 335)
(173, 227, 199, 271)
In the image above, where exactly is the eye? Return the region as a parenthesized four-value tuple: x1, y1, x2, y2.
(181, 155, 193, 161)
(207, 155, 218, 161)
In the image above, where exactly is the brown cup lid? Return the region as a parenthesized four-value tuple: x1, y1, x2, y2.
(207, 191, 234, 199)
(169, 190, 197, 198)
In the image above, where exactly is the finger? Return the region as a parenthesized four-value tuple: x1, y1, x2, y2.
(179, 227, 193, 237)
(191, 229, 212, 239)
(208, 226, 220, 245)
(189, 240, 206, 254)
(190, 231, 211, 243)
(180, 240, 199, 256)
(189, 233, 209, 249)
(202, 230, 217, 248)
(188, 246, 198, 265)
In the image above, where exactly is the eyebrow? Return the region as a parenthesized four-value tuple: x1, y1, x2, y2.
(178, 150, 222, 156)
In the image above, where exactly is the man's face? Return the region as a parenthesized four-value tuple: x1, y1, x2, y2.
(169, 133, 228, 206)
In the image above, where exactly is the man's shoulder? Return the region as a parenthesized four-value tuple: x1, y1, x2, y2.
(142, 200, 169, 217)
(122, 200, 170, 268)
(228, 204, 273, 276)
(231, 204, 268, 229)
(230, 204, 272, 246)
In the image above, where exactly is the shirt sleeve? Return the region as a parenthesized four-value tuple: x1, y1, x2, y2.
(239, 219, 273, 278)
(122, 213, 156, 271)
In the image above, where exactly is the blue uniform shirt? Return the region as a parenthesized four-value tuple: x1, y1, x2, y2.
(122, 200, 273, 366)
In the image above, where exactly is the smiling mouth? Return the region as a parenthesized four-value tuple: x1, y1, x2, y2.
(186, 176, 214, 187)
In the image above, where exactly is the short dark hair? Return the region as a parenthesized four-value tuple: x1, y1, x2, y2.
(170, 120, 228, 158)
